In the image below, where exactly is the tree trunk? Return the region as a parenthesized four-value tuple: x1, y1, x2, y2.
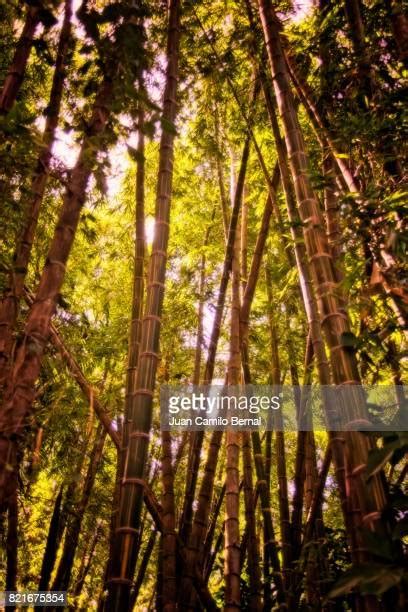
(266, 273, 292, 602)
(224, 195, 241, 611)
(106, 3, 181, 609)
(0, 4, 42, 114)
(130, 529, 157, 608)
(0, 70, 116, 512)
(343, 0, 374, 101)
(0, 0, 73, 395)
(122, 80, 146, 456)
(179, 211, 215, 545)
(51, 426, 106, 592)
(72, 521, 103, 599)
(38, 485, 64, 591)
(242, 432, 261, 610)
(385, 0, 408, 65)
(161, 430, 176, 611)
(258, 0, 387, 538)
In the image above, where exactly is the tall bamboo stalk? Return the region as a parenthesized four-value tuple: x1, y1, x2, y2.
(72, 521, 103, 600)
(258, 10, 389, 608)
(224, 199, 242, 611)
(130, 529, 157, 609)
(242, 432, 261, 610)
(161, 430, 176, 611)
(247, 8, 365, 604)
(38, 485, 64, 591)
(179, 212, 215, 545)
(265, 268, 292, 601)
(258, 0, 387, 530)
(0, 65, 118, 513)
(0, 0, 73, 394)
(51, 426, 106, 592)
(122, 83, 146, 455)
(0, 3, 42, 114)
(106, 3, 181, 608)
(179, 130, 252, 607)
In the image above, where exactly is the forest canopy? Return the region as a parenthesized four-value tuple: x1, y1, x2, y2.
(0, 0, 407, 610)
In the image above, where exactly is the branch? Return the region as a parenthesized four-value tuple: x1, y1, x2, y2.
(24, 289, 121, 450)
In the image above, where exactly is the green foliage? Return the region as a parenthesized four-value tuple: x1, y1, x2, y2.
(0, 0, 406, 607)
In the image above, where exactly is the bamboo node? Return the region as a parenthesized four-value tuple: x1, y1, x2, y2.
(106, 577, 133, 585)
(345, 419, 372, 430)
(148, 280, 166, 289)
(151, 249, 168, 258)
(133, 388, 154, 397)
(351, 463, 366, 477)
(129, 431, 150, 440)
(122, 477, 146, 487)
(114, 526, 140, 535)
(362, 511, 382, 524)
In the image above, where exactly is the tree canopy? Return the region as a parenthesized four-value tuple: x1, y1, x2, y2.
(0, 0, 407, 610)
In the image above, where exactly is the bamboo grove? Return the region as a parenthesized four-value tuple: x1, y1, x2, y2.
(0, 0, 407, 610)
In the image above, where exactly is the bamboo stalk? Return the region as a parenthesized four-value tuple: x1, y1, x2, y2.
(72, 521, 103, 599)
(179, 132, 252, 609)
(242, 432, 262, 610)
(224, 193, 242, 611)
(130, 529, 157, 609)
(202, 482, 226, 575)
(0, 0, 73, 393)
(38, 485, 64, 591)
(161, 430, 177, 611)
(179, 211, 215, 545)
(258, 0, 388, 540)
(106, 3, 181, 608)
(51, 426, 106, 592)
(0, 61, 119, 514)
(0, 3, 42, 114)
(123, 81, 146, 455)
